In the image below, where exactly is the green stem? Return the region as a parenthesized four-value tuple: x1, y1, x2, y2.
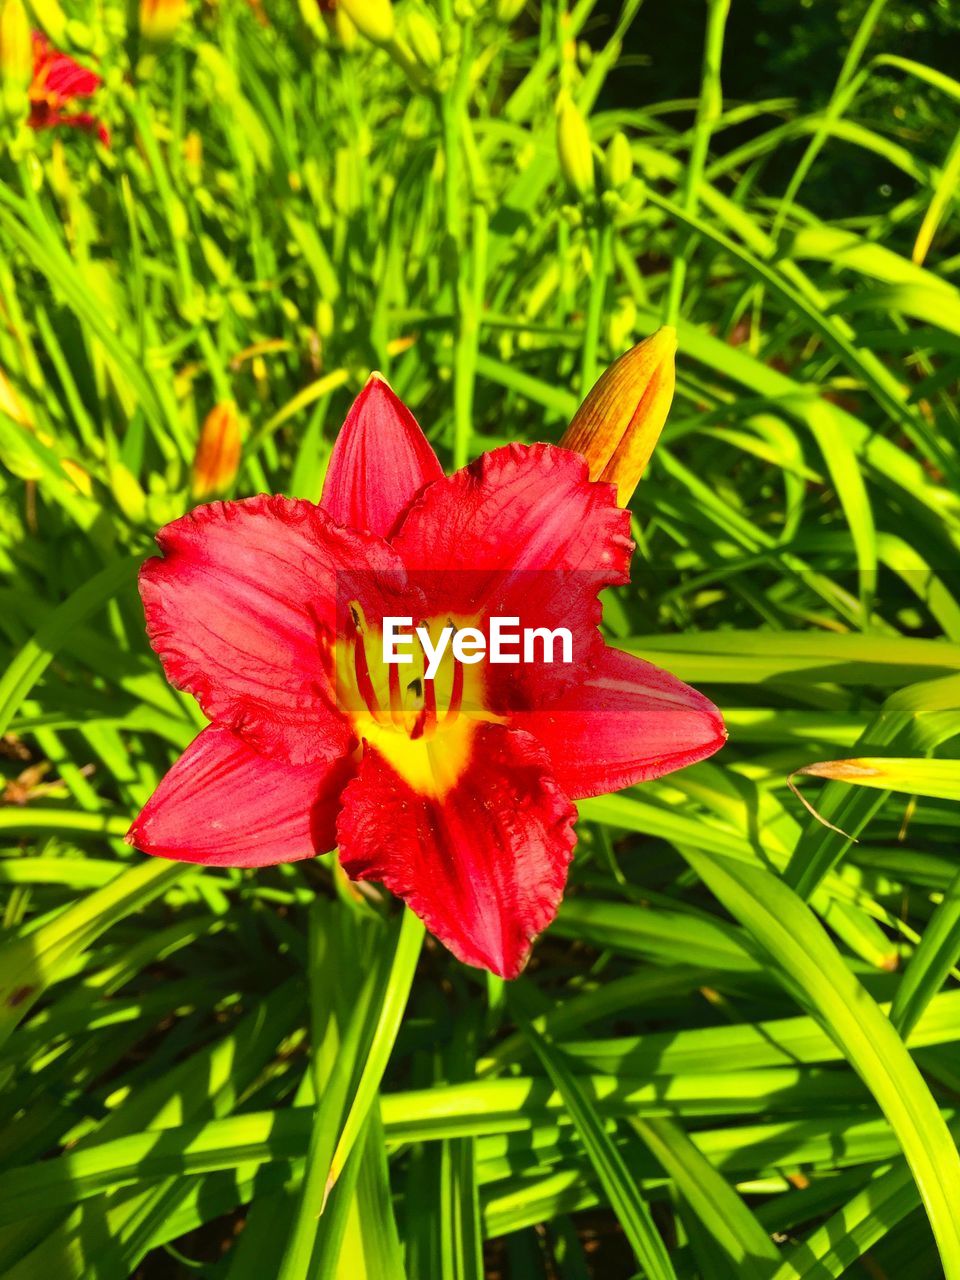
(663, 0, 729, 325)
(438, 19, 476, 468)
(581, 215, 612, 395)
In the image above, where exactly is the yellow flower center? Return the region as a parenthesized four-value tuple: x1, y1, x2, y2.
(337, 605, 498, 797)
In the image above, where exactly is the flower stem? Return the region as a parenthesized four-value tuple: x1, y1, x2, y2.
(437, 2, 476, 468)
(581, 214, 612, 396)
(663, 0, 729, 326)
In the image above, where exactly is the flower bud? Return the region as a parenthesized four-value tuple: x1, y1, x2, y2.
(494, 0, 526, 21)
(605, 130, 632, 192)
(339, 0, 394, 44)
(191, 402, 242, 499)
(556, 93, 594, 199)
(560, 326, 677, 505)
(0, 0, 32, 110)
(404, 8, 441, 71)
(139, 0, 187, 43)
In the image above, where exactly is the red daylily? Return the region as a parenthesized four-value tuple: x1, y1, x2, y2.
(129, 377, 725, 978)
(28, 32, 109, 145)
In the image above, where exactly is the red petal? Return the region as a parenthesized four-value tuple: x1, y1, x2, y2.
(391, 443, 633, 709)
(321, 376, 443, 537)
(128, 726, 354, 867)
(511, 646, 726, 799)
(392, 442, 631, 583)
(41, 54, 101, 100)
(31, 36, 102, 103)
(139, 494, 406, 763)
(337, 725, 577, 978)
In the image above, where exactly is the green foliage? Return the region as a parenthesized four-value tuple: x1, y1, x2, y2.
(1, 0, 960, 1276)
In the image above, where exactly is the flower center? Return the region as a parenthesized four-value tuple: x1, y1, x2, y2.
(337, 604, 493, 797)
(346, 603, 465, 741)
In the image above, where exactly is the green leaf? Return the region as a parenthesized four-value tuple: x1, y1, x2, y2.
(518, 1019, 678, 1280)
(681, 848, 960, 1278)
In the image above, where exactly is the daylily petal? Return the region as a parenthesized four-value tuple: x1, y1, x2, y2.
(510, 646, 726, 799)
(127, 725, 355, 867)
(392, 441, 631, 583)
(31, 33, 101, 101)
(391, 443, 633, 708)
(321, 375, 443, 537)
(38, 52, 101, 99)
(139, 494, 408, 763)
(337, 724, 577, 979)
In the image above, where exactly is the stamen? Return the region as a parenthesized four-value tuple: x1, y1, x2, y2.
(443, 620, 464, 727)
(353, 634, 383, 721)
(348, 600, 383, 723)
(389, 657, 404, 727)
(415, 621, 439, 739)
(421, 665, 438, 738)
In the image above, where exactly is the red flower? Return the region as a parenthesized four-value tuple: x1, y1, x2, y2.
(28, 32, 108, 145)
(128, 378, 725, 977)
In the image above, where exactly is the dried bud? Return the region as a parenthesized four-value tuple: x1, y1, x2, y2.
(339, 0, 394, 44)
(140, 0, 187, 43)
(556, 92, 594, 199)
(560, 327, 676, 505)
(191, 402, 242, 500)
(605, 130, 633, 192)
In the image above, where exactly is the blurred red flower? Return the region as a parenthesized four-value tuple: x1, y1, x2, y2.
(28, 32, 108, 145)
(128, 378, 725, 977)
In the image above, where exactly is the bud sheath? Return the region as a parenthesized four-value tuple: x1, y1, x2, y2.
(560, 326, 677, 505)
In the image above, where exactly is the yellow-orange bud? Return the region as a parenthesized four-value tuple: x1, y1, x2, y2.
(556, 93, 594, 199)
(560, 326, 677, 505)
(140, 0, 187, 43)
(191, 402, 242, 500)
(0, 0, 32, 104)
(339, 0, 394, 44)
